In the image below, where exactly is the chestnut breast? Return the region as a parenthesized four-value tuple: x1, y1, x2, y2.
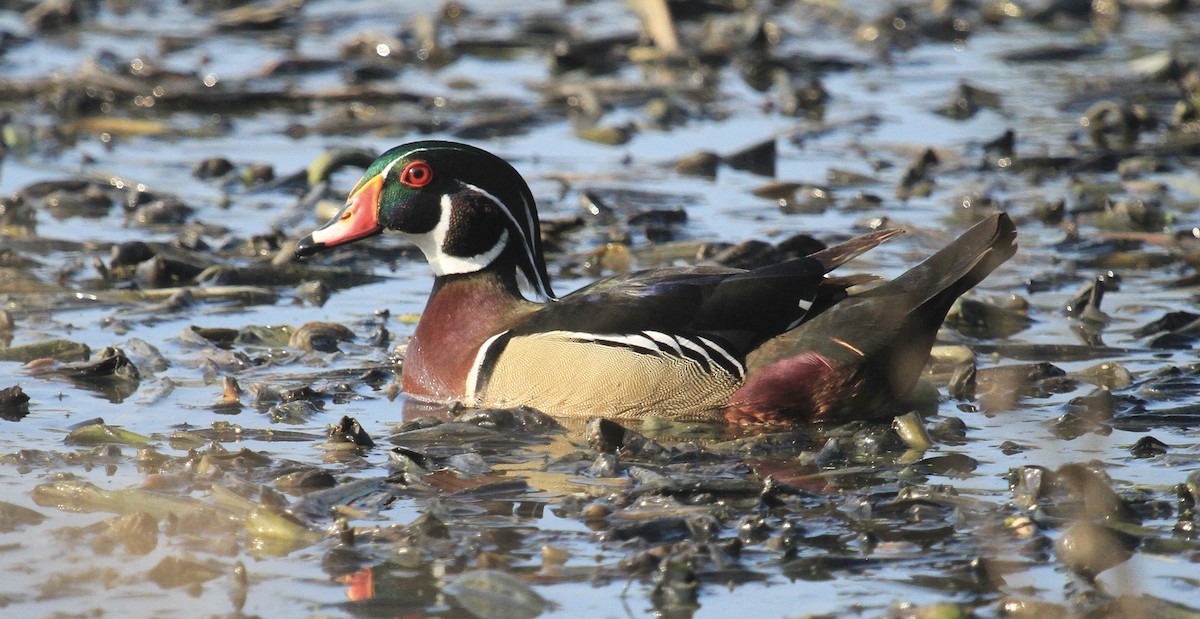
(402, 277, 530, 401)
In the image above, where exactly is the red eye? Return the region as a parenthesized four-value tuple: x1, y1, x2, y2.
(399, 161, 433, 188)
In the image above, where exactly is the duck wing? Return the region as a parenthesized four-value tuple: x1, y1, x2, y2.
(512, 228, 902, 353)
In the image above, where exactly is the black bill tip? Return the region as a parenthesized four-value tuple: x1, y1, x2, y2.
(294, 235, 325, 258)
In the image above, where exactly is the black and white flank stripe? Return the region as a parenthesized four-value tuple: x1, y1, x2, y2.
(560, 331, 745, 378)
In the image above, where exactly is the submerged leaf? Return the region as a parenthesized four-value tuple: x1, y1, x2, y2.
(147, 555, 225, 589)
(0, 500, 46, 532)
(445, 570, 548, 619)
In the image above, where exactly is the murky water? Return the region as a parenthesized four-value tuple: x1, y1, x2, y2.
(2, 1, 1199, 617)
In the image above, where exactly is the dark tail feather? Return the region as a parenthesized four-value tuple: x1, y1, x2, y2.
(724, 227, 903, 283)
(864, 214, 1014, 414)
(810, 228, 905, 272)
(860, 212, 1018, 395)
(867, 212, 1017, 307)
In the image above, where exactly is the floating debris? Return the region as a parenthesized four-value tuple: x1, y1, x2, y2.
(324, 416, 375, 450)
(672, 150, 720, 177)
(945, 297, 1032, 338)
(1055, 521, 1136, 578)
(64, 422, 152, 447)
(289, 321, 355, 353)
(0, 339, 90, 363)
(1129, 435, 1168, 458)
(0, 385, 31, 421)
(935, 81, 1003, 120)
(724, 138, 776, 177)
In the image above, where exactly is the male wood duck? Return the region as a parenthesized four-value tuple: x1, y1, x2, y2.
(295, 141, 1017, 424)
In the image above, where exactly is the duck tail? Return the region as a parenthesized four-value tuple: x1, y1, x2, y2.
(728, 213, 1017, 424)
(874, 212, 1017, 310)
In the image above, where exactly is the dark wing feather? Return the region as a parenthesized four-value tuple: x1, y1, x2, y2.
(691, 228, 902, 346)
(512, 229, 902, 354)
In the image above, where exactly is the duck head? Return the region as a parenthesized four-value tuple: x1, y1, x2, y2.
(295, 140, 556, 301)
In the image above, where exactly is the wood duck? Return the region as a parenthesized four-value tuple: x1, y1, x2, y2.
(295, 141, 1017, 424)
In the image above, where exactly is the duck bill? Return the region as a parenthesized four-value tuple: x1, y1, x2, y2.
(295, 174, 384, 257)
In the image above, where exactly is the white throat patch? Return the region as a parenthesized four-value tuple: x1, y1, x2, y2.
(406, 194, 508, 276)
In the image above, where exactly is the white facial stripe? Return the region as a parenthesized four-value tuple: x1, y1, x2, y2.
(461, 182, 551, 300)
(379, 156, 403, 183)
(465, 330, 510, 402)
(407, 194, 508, 276)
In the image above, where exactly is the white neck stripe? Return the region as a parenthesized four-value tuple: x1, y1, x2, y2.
(465, 330, 509, 402)
(461, 182, 552, 301)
